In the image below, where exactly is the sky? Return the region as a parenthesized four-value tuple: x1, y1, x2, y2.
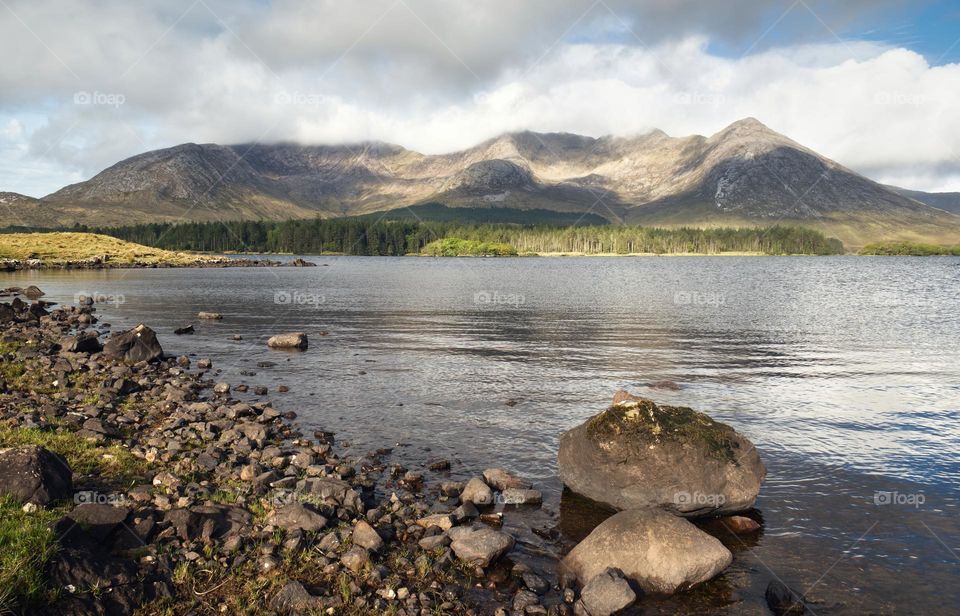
(1, 0, 959, 198)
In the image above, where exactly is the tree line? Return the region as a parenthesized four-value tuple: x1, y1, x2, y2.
(79, 218, 844, 255)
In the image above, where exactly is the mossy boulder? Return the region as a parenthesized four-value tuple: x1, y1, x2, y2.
(558, 392, 765, 516)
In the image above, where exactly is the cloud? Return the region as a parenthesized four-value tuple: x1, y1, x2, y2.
(0, 0, 957, 195)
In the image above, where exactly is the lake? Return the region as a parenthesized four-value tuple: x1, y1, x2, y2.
(5, 256, 959, 613)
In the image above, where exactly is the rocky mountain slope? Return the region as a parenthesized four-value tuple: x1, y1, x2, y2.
(7, 119, 960, 248)
(887, 186, 960, 215)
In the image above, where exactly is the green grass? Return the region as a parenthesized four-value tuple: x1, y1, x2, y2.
(0, 232, 218, 265)
(420, 237, 518, 256)
(858, 241, 960, 256)
(0, 494, 65, 612)
(0, 426, 145, 483)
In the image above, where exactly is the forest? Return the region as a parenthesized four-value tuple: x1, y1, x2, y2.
(76, 217, 846, 255)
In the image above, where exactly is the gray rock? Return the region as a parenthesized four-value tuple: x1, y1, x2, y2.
(483, 467, 530, 490)
(558, 395, 765, 516)
(0, 445, 72, 506)
(461, 477, 494, 506)
(561, 509, 732, 595)
(501, 488, 542, 506)
(270, 580, 320, 613)
(340, 546, 369, 573)
(267, 332, 308, 350)
(198, 312, 223, 320)
(268, 503, 328, 533)
(449, 525, 514, 567)
(352, 520, 384, 551)
(578, 568, 636, 616)
(102, 324, 163, 363)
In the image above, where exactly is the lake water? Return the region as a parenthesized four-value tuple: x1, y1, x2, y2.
(5, 256, 960, 614)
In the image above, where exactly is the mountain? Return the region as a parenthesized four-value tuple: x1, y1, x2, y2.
(8, 119, 960, 249)
(886, 186, 960, 215)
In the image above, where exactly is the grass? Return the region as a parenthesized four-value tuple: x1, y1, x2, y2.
(0, 494, 65, 612)
(0, 426, 145, 485)
(858, 241, 960, 256)
(0, 232, 219, 266)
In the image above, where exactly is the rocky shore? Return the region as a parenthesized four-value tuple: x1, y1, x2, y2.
(0, 256, 318, 271)
(0, 288, 802, 616)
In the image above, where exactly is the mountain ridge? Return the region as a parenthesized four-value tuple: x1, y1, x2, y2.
(6, 119, 960, 249)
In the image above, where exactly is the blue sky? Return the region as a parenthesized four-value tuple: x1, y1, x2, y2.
(1, 0, 958, 197)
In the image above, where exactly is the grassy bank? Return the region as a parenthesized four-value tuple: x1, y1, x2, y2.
(421, 238, 517, 256)
(858, 241, 960, 256)
(0, 232, 219, 266)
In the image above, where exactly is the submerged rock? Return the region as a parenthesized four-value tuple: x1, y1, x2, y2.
(449, 525, 514, 567)
(558, 392, 765, 516)
(766, 580, 811, 615)
(197, 312, 223, 320)
(561, 508, 732, 595)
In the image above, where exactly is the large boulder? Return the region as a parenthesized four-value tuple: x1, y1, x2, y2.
(561, 509, 732, 595)
(0, 445, 73, 506)
(267, 332, 308, 349)
(558, 393, 765, 516)
(103, 324, 164, 363)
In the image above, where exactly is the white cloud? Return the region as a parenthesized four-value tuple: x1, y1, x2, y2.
(0, 0, 957, 196)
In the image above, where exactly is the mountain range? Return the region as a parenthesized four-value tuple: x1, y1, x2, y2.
(3, 118, 959, 249)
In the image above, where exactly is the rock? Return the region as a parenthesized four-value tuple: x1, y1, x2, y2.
(522, 572, 550, 594)
(719, 515, 761, 534)
(483, 468, 530, 490)
(174, 325, 194, 335)
(213, 382, 230, 394)
(0, 445, 72, 506)
(270, 580, 320, 612)
(461, 477, 494, 506)
(440, 481, 464, 497)
(419, 533, 451, 550)
(340, 546, 369, 573)
(302, 477, 363, 513)
(578, 568, 636, 616)
(417, 513, 455, 531)
(102, 324, 164, 363)
(268, 503, 328, 533)
(561, 509, 732, 595)
(197, 358, 212, 369)
(352, 520, 384, 551)
(501, 488, 542, 506)
(61, 331, 102, 354)
(198, 312, 223, 320)
(267, 332, 308, 350)
(558, 395, 765, 516)
(765, 580, 811, 615)
(67, 503, 130, 541)
(449, 525, 514, 567)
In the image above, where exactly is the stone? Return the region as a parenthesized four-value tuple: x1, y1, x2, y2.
(558, 394, 765, 516)
(267, 332, 308, 349)
(67, 503, 131, 541)
(270, 581, 320, 613)
(461, 477, 494, 506)
(352, 520, 384, 551)
(578, 568, 636, 616)
(765, 580, 810, 615)
(102, 324, 164, 363)
(416, 513, 455, 531)
(561, 509, 732, 595)
(719, 515, 762, 534)
(501, 488, 542, 506)
(522, 572, 550, 594)
(419, 533, 450, 550)
(61, 331, 102, 354)
(483, 468, 530, 490)
(197, 312, 223, 320)
(340, 546, 369, 573)
(448, 525, 514, 567)
(268, 503, 328, 533)
(0, 445, 72, 506)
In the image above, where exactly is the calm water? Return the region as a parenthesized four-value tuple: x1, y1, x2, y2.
(5, 256, 960, 614)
